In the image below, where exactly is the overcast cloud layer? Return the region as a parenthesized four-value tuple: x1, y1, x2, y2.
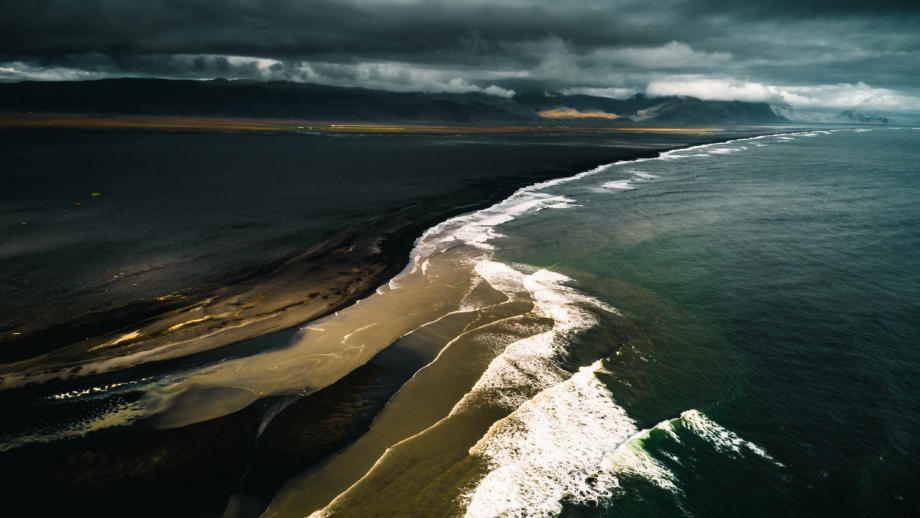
(2, 0, 919, 110)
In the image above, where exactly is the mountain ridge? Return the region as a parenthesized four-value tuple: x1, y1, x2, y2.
(0, 78, 788, 126)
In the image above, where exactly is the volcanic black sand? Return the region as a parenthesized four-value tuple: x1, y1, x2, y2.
(0, 126, 778, 517)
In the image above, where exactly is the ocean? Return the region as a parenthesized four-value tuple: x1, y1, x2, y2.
(265, 128, 919, 517)
(2, 127, 918, 517)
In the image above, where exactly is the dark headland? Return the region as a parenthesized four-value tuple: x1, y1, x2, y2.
(0, 78, 791, 517)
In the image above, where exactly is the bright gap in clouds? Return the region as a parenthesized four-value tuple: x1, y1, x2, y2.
(646, 78, 920, 111)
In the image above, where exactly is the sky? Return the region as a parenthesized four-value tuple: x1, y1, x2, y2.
(2, 0, 919, 111)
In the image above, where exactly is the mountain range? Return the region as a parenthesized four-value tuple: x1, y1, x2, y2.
(770, 104, 894, 125)
(834, 109, 889, 124)
(0, 78, 789, 126)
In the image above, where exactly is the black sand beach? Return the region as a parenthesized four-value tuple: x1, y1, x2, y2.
(0, 129, 751, 381)
(0, 127, 774, 517)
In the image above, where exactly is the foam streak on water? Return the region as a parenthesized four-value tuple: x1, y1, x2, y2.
(601, 409, 785, 494)
(452, 263, 616, 410)
(463, 395, 785, 517)
(679, 410, 784, 467)
(464, 362, 638, 517)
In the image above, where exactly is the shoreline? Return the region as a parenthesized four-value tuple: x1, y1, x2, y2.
(0, 128, 781, 391)
(0, 113, 735, 134)
(0, 127, 793, 518)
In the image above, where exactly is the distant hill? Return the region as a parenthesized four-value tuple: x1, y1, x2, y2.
(774, 105, 896, 124)
(0, 79, 536, 123)
(0, 79, 788, 125)
(514, 92, 656, 118)
(514, 91, 786, 125)
(835, 109, 889, 124)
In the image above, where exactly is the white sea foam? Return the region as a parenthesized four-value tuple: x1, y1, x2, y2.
(453, 261, 647, 517)
(520, 163, 613, 191)
(473, 260, 529, 301)
(602, 180, 635, 190)
(601, 432, 681, 495)
(464, 362, 639, 518)
(599, 408, 786, 497)
(464, 402, 786, 517)
(679, 409, 784, 467)
(458, 288, 786, 516)
(451, 265, 611, 410)
(391, 130, 826, 291)
(408, 192, 577, 273)
(640, 130, 831, 166)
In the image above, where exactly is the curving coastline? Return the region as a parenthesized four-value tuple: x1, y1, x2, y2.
(0, 128, 772, 389)
(0, 126, 784, 518)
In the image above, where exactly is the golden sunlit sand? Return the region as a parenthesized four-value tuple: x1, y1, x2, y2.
(538, 107, 621, 120)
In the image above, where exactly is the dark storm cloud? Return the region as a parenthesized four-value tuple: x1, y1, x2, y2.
(689, 0, 920, 19)
(2, 0, 919, 109)
(0, 0, 657, 57)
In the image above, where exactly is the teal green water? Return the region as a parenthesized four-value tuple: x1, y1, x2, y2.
(488, 129, 920, 516)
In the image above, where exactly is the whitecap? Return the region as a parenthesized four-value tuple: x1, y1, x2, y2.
(464, 362, 638, 518)
(601, 432, 681, 495)
(464, 401, 786, 516)
(455, 265, 614, 409)
(408, 192, 577, 268)
(679, 409, 784, 467)
(602, 180, 635, 190)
